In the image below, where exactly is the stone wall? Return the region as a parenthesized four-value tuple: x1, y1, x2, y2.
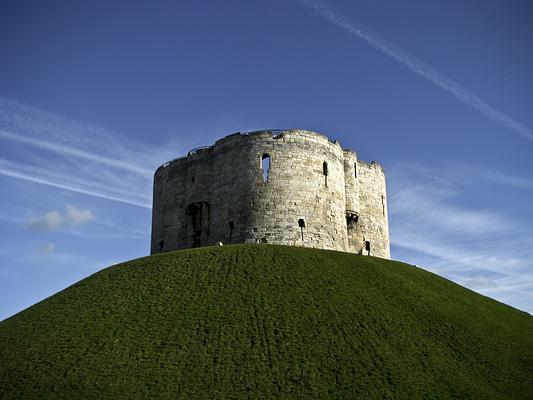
(151, 129, 390, 258)
(349, 160, 390, 258)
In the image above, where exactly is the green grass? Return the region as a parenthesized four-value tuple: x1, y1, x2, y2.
(1, 244, 532, 399)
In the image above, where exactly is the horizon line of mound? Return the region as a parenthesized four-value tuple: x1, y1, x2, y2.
(1, 244, 532, 399)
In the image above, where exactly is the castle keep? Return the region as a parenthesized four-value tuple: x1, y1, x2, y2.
(151, 129, 390, 258)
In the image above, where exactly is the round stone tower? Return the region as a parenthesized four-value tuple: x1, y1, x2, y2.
(151, 129, 390, 258)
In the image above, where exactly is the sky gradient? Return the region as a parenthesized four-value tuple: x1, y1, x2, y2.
(1, 0, 532, 320)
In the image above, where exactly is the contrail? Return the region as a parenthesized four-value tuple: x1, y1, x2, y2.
(298, 0, 533, 142)
(0, 96, 191, 209)
(0, 96, 214, 211)
(0, 96, 171, 175)
(0, 159, 151, 209)
(0, 129, 153, 177)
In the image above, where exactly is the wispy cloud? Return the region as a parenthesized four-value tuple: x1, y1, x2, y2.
(298, 0, 533, 141)
(0, 96, 190, 209)
(0, 96, 222, 321)
(0, 129, 152, 177)
(0, 158, 151, 208)
(39, 243, 56, 255)
(390, 185, 514, 237)
(447, 162, 533, 190)
(461, 276, 497, 290)
(0, 97, 173, 171)
(27, 206, 94, 231)
(388, 162, 533, 313)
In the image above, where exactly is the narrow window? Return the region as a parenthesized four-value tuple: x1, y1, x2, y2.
(298, 218, 305, 241)
(158, 240, 164, 252)
(228, 221, 235, 242)
(322, 161, 328, 176)
(354, 163, 357, 178)
(381, 195, 385, 216)
(261, 154, 270, 182)
(191, 176, 195, 184)
(365, 240, 371, 255)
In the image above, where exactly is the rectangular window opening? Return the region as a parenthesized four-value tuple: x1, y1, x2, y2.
(298, 218, 305, 241)
(229, 221, 235, 242)
(261, 154, 270, 182)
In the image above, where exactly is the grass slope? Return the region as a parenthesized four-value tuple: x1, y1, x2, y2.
(1, 244, 532, 399)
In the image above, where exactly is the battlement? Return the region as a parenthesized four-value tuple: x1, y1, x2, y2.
(151, 129, 389, 258)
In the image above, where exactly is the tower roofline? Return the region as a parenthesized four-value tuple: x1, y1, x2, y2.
(156, 129, 346, 171)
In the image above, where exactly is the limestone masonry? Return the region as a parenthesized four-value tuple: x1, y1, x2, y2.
(151, 129, 390, 258)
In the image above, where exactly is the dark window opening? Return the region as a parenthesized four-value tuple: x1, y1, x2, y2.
(191, 176, 195, 184)
(346, 212, 358, 229)
(186, 201, 210, 248)
(365, 240, 371, 255)
(229, 221, 235, 242)
(354, 163, 357, 178)
(261, 154, 271, 182)
(158, 240, 164, 252)
(298, 218, 305, 241)
(381, 195, 385, 216)
(322, 161, 328, 176)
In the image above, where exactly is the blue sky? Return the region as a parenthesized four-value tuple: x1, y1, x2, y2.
(1, 0, 532, 320)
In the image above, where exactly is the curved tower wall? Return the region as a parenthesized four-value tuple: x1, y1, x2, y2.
(151, 157, 187, 252)
(343, 150, 359, 213)
(352, 161, 390, 258)
(151, 129, 390, 258)
(343, 150, 359, 252)
(209, 130, 348, 250)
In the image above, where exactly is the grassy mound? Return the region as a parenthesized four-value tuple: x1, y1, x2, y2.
(1, 244, 532, 399)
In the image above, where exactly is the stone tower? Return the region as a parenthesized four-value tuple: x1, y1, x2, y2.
(151, 129, 390, 258)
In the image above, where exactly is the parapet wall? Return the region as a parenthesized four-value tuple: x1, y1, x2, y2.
(151, 129, 390, 258)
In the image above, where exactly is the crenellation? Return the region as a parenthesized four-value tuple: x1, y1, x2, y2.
(151, 129, 390, 258)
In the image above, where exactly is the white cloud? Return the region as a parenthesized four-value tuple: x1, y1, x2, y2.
(65, 206, 94, 225)
(39, 243, 56, 255)
(461, 276, 497, 290)
(27, 211, 64, 231)
(27, 206, 94, 231)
